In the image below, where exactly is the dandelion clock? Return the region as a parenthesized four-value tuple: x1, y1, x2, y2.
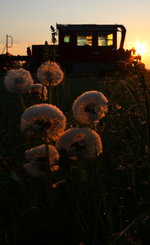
(37, 60, 64, 86)
(20, 103, 66, 142)
(56, 127, 102, 160)
(4, 68, 33, 94)
(72, 90, 108, 124)
(28, 83, 48, 102)
(24, 144, 60, 177)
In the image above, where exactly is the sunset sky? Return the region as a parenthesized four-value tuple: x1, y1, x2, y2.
(1, 0, 150, 68)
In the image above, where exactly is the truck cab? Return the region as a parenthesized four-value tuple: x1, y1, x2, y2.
(56, 24, 127, 72)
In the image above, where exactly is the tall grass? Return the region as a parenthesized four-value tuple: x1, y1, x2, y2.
(0, 63, 150, 245)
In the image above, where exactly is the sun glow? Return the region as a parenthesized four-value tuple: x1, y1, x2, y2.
(134, 41, 147, 56)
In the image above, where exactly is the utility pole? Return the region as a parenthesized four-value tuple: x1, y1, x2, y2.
(6, 35, 13, 54)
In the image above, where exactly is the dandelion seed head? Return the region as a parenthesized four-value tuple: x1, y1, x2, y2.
(20, 103, 66, 141)
(37, 60, 64, 86)
(24, 144, 60, 177)
(28, 83, 48, 101)
(56, 127, 102, 160)
(72, 90, 108, 124)
(4, 68, 33, 94)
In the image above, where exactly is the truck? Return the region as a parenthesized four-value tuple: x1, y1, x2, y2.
(0, 24, 137, 73)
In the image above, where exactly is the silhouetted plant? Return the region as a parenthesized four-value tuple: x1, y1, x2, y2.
(0, 63, 150, 245)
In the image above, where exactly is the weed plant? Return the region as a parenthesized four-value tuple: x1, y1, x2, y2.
(0, 62, 150, 245)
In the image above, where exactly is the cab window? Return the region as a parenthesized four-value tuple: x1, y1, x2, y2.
(63, 35, 71, 43)
(77, 33, 92, 46)
(98, 33, 113, 46)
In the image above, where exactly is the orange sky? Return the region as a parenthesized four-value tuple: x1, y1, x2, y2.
(1, 0, 150, 69)
(1, 36, 149, 70)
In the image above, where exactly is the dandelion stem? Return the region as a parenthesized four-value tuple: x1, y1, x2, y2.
(40, 84, 45, 103)
(19, 94, 26, 111)
(48, 82, 52, 104)
(44, 133, 53, 200)
(91, 121, 95, 130)
(131, 162, 137, 200)
(55, 86, 58, 106)
(45, 142, 52, 185)
(96, 158, 112, 244)
(0, 228, 5, 245)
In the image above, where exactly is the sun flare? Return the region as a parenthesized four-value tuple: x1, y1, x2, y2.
(134, 41, 147, 56)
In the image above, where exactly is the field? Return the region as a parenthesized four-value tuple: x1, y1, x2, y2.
(0, 63, 150, 245)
